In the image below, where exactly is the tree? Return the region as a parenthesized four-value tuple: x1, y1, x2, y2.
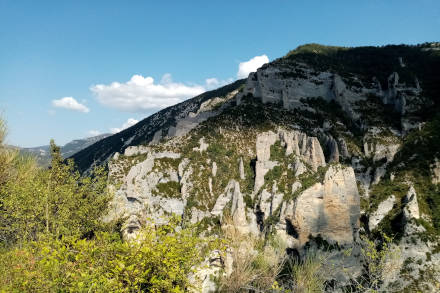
(0, 126, 111, 244)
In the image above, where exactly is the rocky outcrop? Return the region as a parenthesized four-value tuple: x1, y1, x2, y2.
(338, 138, 350, 159)
(321, 134, 340, 163)
(241, 63, 363, 120)
(179, 158, 193, 200)
(256, 131, 279, 161)
(254, 129, 325, 193)
(372, 165, 387, 185)
(211, 161, 217, 177)
(293, 157, 307, 176)
(239, 157, 245, 180)
(168, 90, 239, 138)
(124, 145, 150, 156)
(431, 158, 440, 185)
(192, 137, 209, 152)
(363, 132, 400, 163)
(211, 180, 256, 235)
(382, 186, 440, 292)
(254, 160, 278, 193)
(107, 151, 182, 239)
(281, 166, 360, 247)
(257, 184, 283, 222)
(368, 195, 396, 231)
(403, 185, 420, 221)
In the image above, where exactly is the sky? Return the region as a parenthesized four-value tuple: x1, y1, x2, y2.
(0, 0, 439, 147)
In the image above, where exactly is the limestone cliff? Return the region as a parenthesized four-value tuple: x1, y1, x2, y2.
(90, 43, 440, 292)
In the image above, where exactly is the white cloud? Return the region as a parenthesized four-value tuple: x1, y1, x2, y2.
(90, 55, 268, 113)
(205, 78, 220, 88)
(237, 55, 269, 79)
(87, 130, 101, 137)
(52, 97, 90, 113)
(110, 118, 139, 134)
(204, 77, 234, 90)
(91, 74, 206, 113)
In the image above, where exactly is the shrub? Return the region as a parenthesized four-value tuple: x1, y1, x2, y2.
(0, 219, 213, 292)
(154, 181, 182, 198)
(0, 140, 112, 244)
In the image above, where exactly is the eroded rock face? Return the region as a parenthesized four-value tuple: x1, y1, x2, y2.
(286, 166, 360, 247)
(431, 158, 440, 185)
(254, 129, 326, 195)
(124, 145, 150, 156)
(363, 128, 400, 163)
(168, 90, 239, 138)
(211, 180, 256, 235)
(107, 151, 182, 239)
(250, 129, 361, 249)
(382, 185, 440, 292)
(403, 185, 420, 221)
(97, 45, 440, 292)
(239, 157, 245, 180)
(369, 195, 396, 231)
(321, 134, 340, 163)
(241, 64, 363, 120)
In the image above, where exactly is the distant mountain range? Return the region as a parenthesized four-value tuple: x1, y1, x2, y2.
(20, 134, 111, 166)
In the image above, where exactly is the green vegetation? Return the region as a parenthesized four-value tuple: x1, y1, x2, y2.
(153, 181, 182, 198)
(153, 157, 181, 172)
(388, 114, 440, 233)
(0, 139, 111, 244)
(286, 43, 347, 57)
(0, 118, 214, 292)
(356, 93, 402, 129)
(284, 44, 440, 114)
(300, 97, 356, 134)
(219, 220, 400, 293)
(368, 179, 408, 213)
(0, 219, 212, 293)
(288, 165, 330, 201)
(269, 140, 285, 161)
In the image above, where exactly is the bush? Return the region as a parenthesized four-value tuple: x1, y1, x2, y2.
(0, 140, 111, 244)
(154, 181, 182, 198)
(0, 219, 213, 292)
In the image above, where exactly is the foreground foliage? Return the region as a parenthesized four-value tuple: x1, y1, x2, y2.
(0, 139, 110, 244)
(0, 221, 210, 293)
(0, 119, 212, 292)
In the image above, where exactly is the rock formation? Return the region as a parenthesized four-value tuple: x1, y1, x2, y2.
(95, 44, 440, 292)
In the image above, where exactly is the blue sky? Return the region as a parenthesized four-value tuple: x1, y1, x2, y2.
(0, 0, 439, 147)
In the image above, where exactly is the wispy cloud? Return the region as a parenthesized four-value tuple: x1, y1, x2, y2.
(204, 77, 234, 89)
(110, 118, 139, 134)
(237, 55, 269, 79)
(87, 130, 101, 137)
(52, 97, 90, 113)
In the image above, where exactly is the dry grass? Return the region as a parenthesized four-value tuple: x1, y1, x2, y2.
(284, 253, 327, 293)
(219, 214, 287, 292)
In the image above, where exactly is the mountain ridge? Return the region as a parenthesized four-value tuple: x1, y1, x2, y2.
(21, 133, 111, 166)
(71, 42, 440, 174)
(71, 79, 245, 173)
(70, 42, 440, 291)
